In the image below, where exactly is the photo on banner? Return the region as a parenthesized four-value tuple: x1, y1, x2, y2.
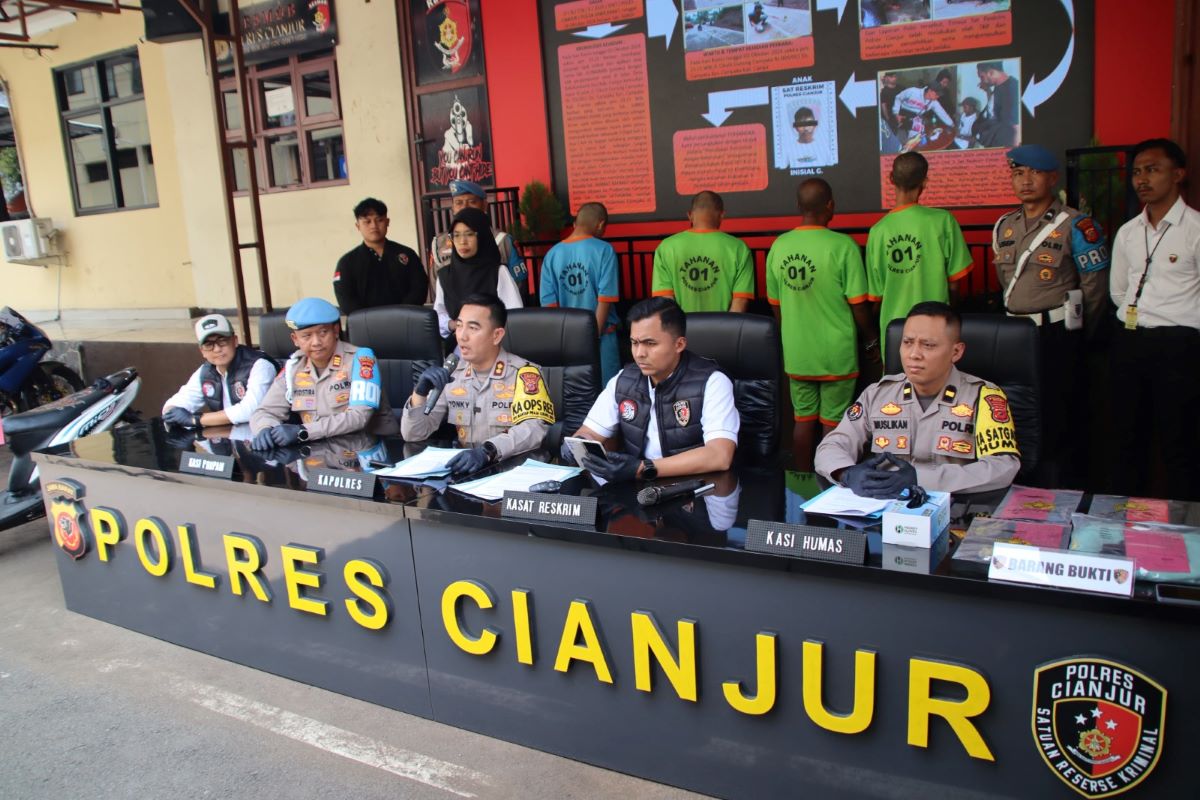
(878, 58, 1020, 155)
(772, 81, 838, 171)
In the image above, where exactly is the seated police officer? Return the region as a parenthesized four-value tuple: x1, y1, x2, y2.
(567, 296, 740, 481)
(162, 314, 277, 429)
(815, 301, 1020, 496)
(402, 292, 553, 475)
(250, 297, 399, 449)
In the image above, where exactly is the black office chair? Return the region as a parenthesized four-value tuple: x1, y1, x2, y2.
(885, 314, 1041, 475)
(346, 306, 443, 419)
(683, 312, 783, 463)
(501, 308, 601, 451)
(257, 310, 295, 361)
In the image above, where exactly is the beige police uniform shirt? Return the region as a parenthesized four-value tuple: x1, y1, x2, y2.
(400, 348, 552, 460)
(815, 366, 1020, 494)
(993, 199, 1110, 322)
(250, 340, 399, 440)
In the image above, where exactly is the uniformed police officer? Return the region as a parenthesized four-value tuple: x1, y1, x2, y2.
(250, 297, 399, 449)
(993, 144, 1109, 486)
(815, 302, 1020, 496)
(402, 292, 553, 475)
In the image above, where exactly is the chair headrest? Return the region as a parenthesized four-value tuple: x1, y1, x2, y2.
(681, 312, 781, 379)
(501, 308, 599, 366)
(347, 305, 442, 360)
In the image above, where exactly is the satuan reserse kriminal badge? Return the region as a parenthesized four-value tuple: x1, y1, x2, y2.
(1032, 657, 1166, 798)
(46, 478, 89, 560)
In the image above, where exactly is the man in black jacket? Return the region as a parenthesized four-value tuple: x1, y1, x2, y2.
(565, 297, 741, 481)
(333, 197, 428, 314)
(162, 314, 277, 429)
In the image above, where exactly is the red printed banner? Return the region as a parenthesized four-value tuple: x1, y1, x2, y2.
(559, 34, 656, 214)
(673, 124, 768, 196)
(685, 37, 814, 82)
(554, 0, 642, 31)
(861, 12, 1012, 60)
(880, 148, 1011, 208)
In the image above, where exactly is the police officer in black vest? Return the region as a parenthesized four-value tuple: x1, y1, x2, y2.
(565, 297, 741, 481)
(162, 314, 278, 429)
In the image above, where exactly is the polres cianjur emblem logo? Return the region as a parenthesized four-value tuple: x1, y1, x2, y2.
(1032, 657, 1166, 798)
(45, 478, 89, 560)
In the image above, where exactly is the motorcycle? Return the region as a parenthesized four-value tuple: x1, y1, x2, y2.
(0, 367, 141, 530)
(0, 307, 85, 417)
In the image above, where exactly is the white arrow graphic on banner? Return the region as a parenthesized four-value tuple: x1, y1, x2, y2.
(1023, 0, 1075, 116)
(573, 23, 627, 39)
(815, 0, 849, 24)
(702, 87, 768, 127)
(839, 72, 876, 117)
(647, 0, 678, 50)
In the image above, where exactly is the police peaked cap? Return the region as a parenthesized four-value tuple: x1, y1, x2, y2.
(1006, 144, 1059, 172)
(286, 297, 340, 330)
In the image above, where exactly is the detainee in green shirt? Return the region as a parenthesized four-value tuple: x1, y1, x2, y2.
(652, 190, 755, 312)
(866, 152, 973, 340)
(767, 179, 879, 470)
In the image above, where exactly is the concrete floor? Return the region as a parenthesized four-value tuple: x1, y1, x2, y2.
(0, 447, 706, 800)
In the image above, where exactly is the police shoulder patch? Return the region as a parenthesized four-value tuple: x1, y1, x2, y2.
(348, 346, 381, 409)
(974, 384, 1019, 458)
(511, 365, 555, 425)
(846, 401, 863, 421)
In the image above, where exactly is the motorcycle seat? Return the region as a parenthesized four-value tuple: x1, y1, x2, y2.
(3, 368, 137, 455)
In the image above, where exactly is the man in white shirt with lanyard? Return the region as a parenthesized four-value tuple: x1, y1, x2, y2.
(1109, 138, 1199, 500)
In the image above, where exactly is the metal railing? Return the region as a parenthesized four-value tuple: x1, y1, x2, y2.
(1066, 145, 1140, 243)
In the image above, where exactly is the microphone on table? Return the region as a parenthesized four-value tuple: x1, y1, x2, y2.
(637, 479, 714, 507)
(423, 353, 460, 415)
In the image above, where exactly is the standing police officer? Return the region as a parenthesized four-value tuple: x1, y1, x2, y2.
(993, 144, 1109, 485)
(250, 297, 399, 449)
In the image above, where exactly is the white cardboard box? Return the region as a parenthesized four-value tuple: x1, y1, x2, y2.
(882, 490, 951, 548)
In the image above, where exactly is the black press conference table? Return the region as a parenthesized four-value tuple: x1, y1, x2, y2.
(32, 422, 1200, 800)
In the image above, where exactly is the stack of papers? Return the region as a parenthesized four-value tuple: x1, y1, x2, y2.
(799, 485, 890, 518)
(451, 459, 584, 501)
(372, 447, 461, 479)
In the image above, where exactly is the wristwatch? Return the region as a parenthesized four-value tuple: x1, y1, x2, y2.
(640, 459, 658, 480)
(483, 441, 499, 463)
(297, 426, 310, 443)
(192, 412, 203, 429)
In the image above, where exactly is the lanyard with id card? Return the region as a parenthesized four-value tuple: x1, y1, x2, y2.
(1126, 221, 1172, 330)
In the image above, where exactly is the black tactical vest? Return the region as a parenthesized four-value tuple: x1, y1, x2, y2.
(198, 346, 275, 412)
(615, 351, 717, 458)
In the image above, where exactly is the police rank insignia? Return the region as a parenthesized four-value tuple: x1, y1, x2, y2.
(1032, 657, 1166, 798)
(46, 479, 89, 560)
(673, 400, 691, 427)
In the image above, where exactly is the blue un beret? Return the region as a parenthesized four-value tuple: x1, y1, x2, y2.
(286, 297, 340, 330)
(449, 180, 486, 199)
(1006, 144, 1059, 172)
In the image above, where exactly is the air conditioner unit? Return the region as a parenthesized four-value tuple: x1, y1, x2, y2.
(1, 218, 59, 264)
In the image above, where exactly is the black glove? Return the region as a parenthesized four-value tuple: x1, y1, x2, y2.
(414, 366, 451, 398)
(559, 439, 577, 466)
(251, 429, 277, 451)
(270, 424, 304, 447)
(860, 453, 919, 499)
(581, 451, 641, 482)
(163, 407, 195, 428)
(840, 453, 888, 496)
(448, 446, 489, 476)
